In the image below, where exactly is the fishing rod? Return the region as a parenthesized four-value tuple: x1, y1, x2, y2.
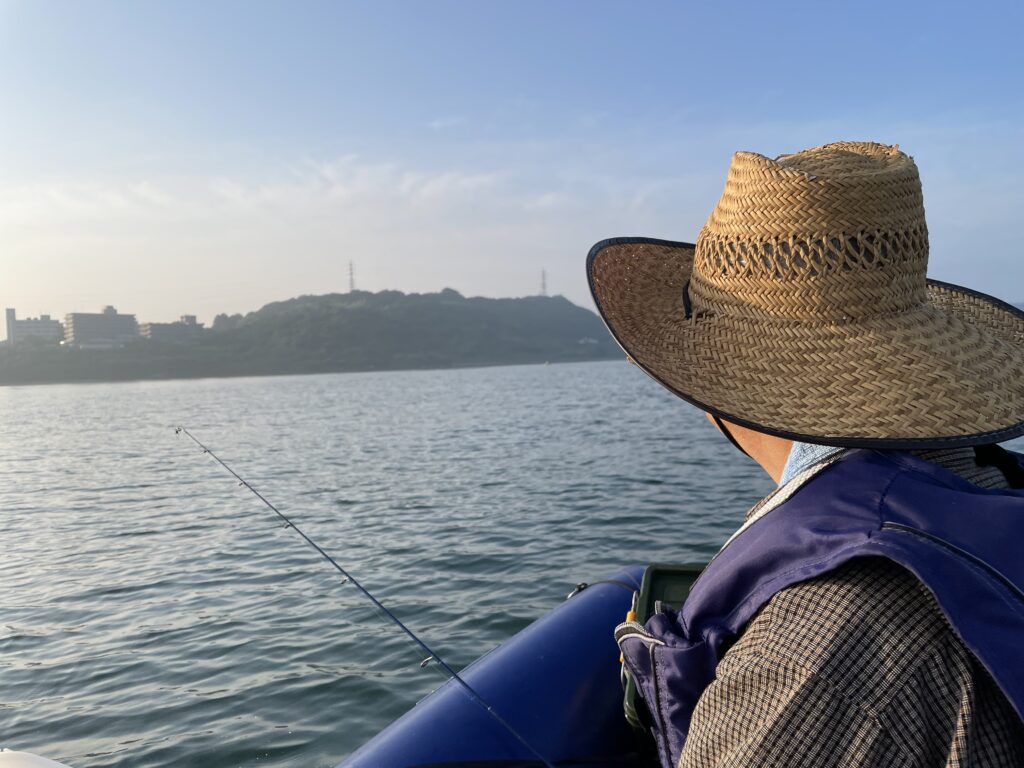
(175, 426, 555, 768)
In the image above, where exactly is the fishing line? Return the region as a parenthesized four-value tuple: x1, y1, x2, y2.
(175, 427, 555, 768)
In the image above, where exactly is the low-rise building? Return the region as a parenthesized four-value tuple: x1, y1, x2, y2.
(140, 315, 205, 343)
(5, 308, 63, 344)
(64, 306, 139, 348)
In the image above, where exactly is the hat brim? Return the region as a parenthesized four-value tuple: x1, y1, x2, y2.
(588, 237, 1024, 449)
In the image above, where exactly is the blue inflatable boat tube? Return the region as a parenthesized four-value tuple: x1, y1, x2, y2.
(337, 566, 646, 768)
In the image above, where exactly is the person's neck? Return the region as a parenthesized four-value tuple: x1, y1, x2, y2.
(710, 415, 793, 483)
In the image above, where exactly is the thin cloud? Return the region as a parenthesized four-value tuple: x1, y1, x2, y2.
(0, 157, 506, 227)
(523, 190, 577, 212)
(428, 115, 467, 131)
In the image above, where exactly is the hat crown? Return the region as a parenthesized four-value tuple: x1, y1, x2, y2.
(692, 142, 929, 322)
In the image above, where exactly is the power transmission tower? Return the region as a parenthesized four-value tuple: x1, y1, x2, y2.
(540, 269, 547, 297)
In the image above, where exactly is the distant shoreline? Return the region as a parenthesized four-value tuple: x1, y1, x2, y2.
(0, 289, 622, 388)
(0, 354, 623, 389)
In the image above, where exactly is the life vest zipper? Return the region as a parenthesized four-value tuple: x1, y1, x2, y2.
(648, 642, 672, 768)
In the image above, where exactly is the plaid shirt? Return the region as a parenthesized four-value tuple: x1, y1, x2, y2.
(680, 449, 1024, 768)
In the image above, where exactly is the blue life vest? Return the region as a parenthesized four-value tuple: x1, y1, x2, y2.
(617, 449, 1024, 768)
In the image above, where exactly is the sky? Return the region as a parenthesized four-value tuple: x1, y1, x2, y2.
(1, 0, 1022, 331)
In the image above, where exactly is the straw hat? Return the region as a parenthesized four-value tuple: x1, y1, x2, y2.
(587, 141, 1024, 448)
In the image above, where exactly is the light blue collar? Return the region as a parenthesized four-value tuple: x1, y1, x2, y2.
(779, 442, 843, 486)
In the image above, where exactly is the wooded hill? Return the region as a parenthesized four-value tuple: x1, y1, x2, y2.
(0, 289, 622, 385)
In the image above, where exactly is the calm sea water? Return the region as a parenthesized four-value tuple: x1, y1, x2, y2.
(5, 361, 1011, 767)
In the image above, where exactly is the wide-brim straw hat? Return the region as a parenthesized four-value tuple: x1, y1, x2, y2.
(588, 141, 1024, 448)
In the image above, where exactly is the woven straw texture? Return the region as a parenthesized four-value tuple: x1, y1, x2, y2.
(588, 142, 1024, 446)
